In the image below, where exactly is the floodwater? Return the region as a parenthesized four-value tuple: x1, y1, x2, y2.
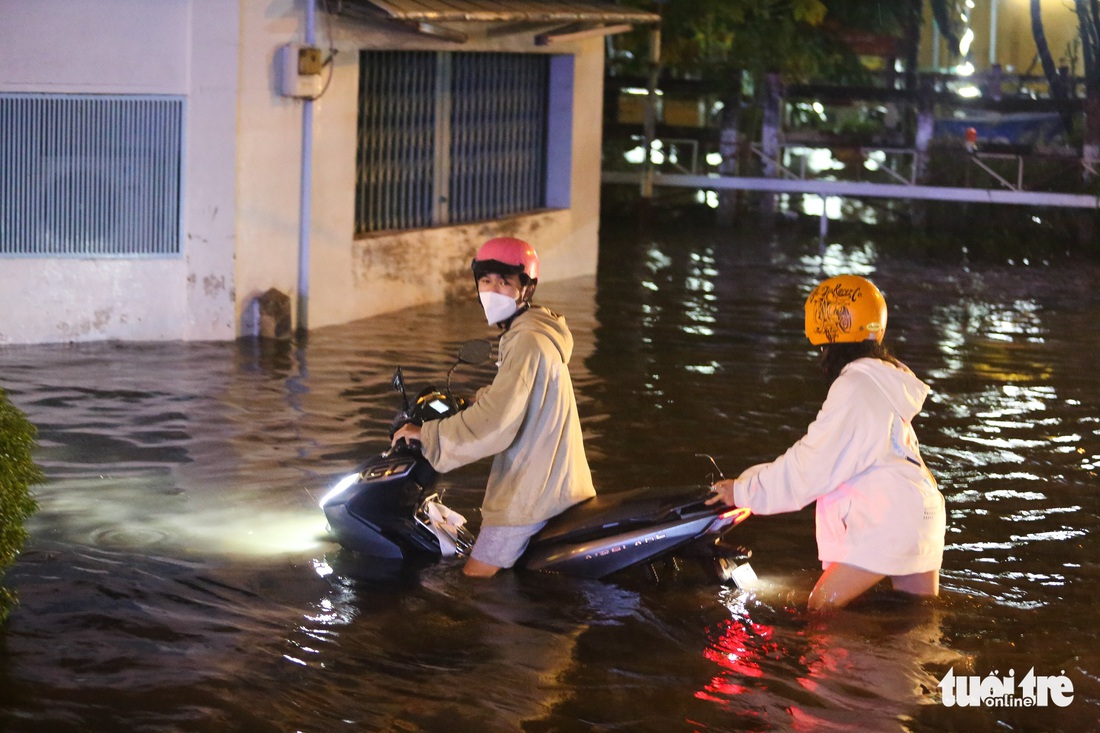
(1, 223, 1098, 732)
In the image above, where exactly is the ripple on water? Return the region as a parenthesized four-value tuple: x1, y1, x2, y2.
(87, 526, 173, 549)
(1, 233, 1099, 730)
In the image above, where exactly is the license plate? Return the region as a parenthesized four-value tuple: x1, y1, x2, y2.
(717, 557, 758, 589)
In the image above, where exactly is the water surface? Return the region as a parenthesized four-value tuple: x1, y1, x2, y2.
(1, 225, 1097, 732)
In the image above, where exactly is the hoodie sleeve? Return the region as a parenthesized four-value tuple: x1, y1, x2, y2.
(419, 332, 540, 473)
(732, 370, 884, 514)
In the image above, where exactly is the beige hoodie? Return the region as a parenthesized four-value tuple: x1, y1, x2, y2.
(420, 306, 596, 526)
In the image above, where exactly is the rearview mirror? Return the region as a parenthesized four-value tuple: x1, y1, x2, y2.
(457, 339, 492, 366)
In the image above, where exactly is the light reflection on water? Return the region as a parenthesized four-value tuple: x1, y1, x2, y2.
(1, 224, 1098, 731)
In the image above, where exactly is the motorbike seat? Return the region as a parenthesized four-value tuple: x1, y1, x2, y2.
(536, 484, 710, 545)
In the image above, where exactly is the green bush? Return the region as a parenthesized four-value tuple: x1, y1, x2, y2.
(0, 388, 42, 623)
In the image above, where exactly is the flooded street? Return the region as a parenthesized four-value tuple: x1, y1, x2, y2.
(1, 223, 1098, 732)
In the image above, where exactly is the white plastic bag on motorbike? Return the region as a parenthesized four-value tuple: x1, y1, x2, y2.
(422, 498, 468, 556)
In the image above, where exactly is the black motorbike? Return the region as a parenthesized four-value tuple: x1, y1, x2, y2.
(319, 341, 756, 586)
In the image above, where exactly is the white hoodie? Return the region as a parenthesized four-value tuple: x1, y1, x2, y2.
(732, 358, 946, 576)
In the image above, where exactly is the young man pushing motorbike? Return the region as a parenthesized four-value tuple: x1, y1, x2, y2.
(392, 237, 596, 577)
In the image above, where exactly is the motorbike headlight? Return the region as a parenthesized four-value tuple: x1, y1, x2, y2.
(319, 472, 359, 508)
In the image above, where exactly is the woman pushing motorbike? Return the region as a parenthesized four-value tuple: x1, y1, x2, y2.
(708, 275, 946, 611)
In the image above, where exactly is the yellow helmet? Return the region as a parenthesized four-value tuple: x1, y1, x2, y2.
(804, 275, 888, 345)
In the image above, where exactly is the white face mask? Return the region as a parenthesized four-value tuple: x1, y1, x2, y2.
(479, 290, 519, 325)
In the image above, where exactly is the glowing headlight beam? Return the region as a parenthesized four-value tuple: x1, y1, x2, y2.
(319, 472, 359, 508)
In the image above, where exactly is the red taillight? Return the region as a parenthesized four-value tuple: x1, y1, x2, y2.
(718, 507, 751, 525)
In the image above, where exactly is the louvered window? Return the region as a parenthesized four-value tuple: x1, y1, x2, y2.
(0, 93, 184, 257)
(355, 51, 564, 236)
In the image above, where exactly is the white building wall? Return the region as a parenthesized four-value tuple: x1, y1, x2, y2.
(236, 3, 606, 334)
(0, 0, 239, 344)
(1, 0, 607, 344)
(235, 0, 308, 335)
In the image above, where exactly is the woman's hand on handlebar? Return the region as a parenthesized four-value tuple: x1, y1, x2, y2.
(706, 478, 736, 507)
(391, 423, 422, 447)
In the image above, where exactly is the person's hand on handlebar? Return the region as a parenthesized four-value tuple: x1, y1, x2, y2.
(391, 422, 422, 447)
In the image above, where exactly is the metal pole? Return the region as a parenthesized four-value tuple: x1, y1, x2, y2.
(932, 20, 940, 70)
(760, 72, 781, 220)
(819, 196, 828, 245)
(989, 0, 998, 68)
(642, 26, 660, 202)
(298, 0, 316, 334)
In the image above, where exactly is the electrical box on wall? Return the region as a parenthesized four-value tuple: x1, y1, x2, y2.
(276, 44, 324, 99)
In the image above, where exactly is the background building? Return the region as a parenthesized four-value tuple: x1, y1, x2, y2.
(0, 0, 656, 344)
(921, 0, 1079, 79)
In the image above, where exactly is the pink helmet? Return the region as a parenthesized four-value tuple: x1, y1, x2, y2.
(471, 237, 540, 284)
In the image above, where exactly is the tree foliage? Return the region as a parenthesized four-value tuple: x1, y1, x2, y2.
(657, 0, 828, 77)
(0, 388, 42, 623)
(611, 0, 1003, 82)
(613, 0, 940, 90)
(614, 0, 849, 84)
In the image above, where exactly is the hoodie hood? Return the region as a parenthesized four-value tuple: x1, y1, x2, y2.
(505, 305, 574, 364)
(843, 358, 929, 421)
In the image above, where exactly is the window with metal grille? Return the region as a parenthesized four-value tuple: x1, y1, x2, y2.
(356, 51, 568, 236)
(0, 93, 184, 257)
